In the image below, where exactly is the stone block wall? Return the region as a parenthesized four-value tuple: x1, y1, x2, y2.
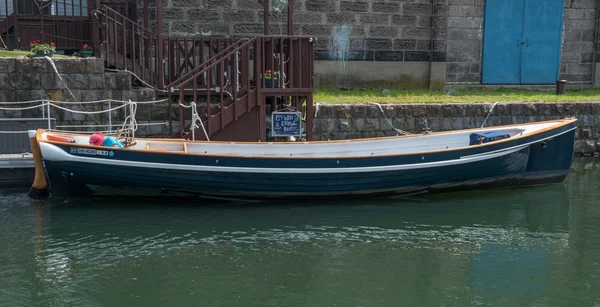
(445, 0, 483, 83)
(0, 57, 169, 137)
(156, 0, 447, 62)
(313, 102, 600, 154)
(145, 0, 448, 88)
(560, 0, 596, 83)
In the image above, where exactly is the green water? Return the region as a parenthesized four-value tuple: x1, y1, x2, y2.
(1, 159, 599, 307)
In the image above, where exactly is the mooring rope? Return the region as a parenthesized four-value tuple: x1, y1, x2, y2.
(480, 101, 501, 128)
(367, 102, 412, 136)
(179, 101, 210, 141)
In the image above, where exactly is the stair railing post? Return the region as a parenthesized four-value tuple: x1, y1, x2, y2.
(92, 0, 100, 51)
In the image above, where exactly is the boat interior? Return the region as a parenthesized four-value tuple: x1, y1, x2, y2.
(39, 121, 566, 157)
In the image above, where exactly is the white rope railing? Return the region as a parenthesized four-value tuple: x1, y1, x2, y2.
(0, 98, 169, 105)
(56, 122, 168, 128)
(0, 98, 168, 135)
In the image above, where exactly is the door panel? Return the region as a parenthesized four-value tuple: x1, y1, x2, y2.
(482, 0, 525, 84)
(520, 0, 564, 84)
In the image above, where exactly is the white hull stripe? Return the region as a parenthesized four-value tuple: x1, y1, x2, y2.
(41, 142, 527, 174)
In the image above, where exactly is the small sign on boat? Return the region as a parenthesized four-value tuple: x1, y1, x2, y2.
(272, 112, 302, 136)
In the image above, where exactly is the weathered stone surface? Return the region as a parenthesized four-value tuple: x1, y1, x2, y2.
(223, 11, 256, 22)
(575, 140, 596, 154)
(327, 13, 356, 24)
(86, 58, 105, 74)
(306, 0, 335, 12)
(115, 73, 132, 90)
(88, 74, 105, 90)
(0, 58, 15, 72)
(0, 73, 9, 90)
(379, 118, 394, 131)
(41, 74, 62, 89)
(29, 90, 45, 101)
(104, 74, 117, 89)
(11, 73, 41, 89)
(353, 118, 366, 131)
(338, 118, 353, 132)
(53, 59, 87, 74)
(340, 1, 368, 12)
(372, 2, 401, 14)
(64, 74, 88, 90)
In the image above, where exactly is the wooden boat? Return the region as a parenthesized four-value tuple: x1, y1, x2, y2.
(27, 118, 578, 200)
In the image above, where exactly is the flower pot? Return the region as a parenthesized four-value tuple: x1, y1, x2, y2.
(32, 52, 54, 58)
(264, 78, 279, 88)
(80, 50, 93, 58)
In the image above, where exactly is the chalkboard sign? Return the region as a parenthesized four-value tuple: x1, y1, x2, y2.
(271, 112, 302, 136)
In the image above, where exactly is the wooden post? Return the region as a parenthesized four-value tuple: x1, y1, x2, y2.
(305, 94, 313, 141)
(92, 0, 100, 54)
(13, 0, 20, 49)
(28, 130, 49, 199)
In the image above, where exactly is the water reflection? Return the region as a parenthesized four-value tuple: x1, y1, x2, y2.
(1, 159, 599, 306)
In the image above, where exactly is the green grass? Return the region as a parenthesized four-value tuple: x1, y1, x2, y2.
(314, 87, 600, 104)
(0, 49, 71, 58)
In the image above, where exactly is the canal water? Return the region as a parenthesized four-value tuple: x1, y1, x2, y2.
(1, 159, 599, 307)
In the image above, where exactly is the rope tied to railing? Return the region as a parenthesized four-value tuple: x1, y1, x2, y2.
(119, 100, 138, 138)
(179, 101, 209, 141)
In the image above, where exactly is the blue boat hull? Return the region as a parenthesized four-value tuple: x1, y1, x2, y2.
(39, 122, 577, 201)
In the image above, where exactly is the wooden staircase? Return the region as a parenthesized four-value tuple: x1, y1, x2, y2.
(97, 6, 315, 142)
(170, 37, 262, 141)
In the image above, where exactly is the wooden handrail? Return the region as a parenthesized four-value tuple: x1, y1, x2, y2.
(174, 36, 261, 90)
(166, 37, 250, 89)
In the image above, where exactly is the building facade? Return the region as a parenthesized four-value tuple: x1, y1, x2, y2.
(153, 0, 599, 89)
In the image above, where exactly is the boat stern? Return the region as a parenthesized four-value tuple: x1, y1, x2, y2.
(521, 119, 577, 184)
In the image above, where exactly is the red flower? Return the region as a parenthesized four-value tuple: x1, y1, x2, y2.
(83, 44, 88, 49)
(36, 40, 40, 43)
(50, 42, 55, 46)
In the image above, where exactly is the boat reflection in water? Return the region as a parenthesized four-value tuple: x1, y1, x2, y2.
(16, 183, 574, 306)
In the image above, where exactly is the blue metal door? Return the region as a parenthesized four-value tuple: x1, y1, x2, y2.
(482, 0, 564, 84)
(520, 0, 564, 84)
(482, 0, 525, 84)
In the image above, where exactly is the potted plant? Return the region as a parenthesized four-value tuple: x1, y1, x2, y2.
(77, 44, 94, 58)
(29, 40, 56, 58)
(263, 70, 279, 88)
